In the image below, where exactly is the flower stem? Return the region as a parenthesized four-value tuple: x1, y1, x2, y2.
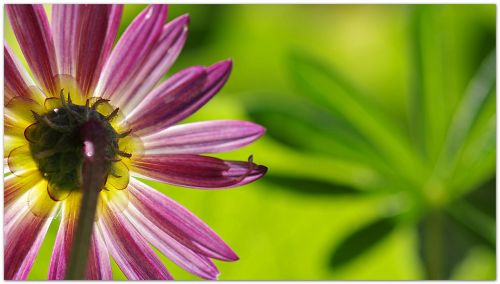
(65, 120, 110, 279)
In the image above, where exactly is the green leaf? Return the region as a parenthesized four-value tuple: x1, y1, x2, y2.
(417, 209, 494, 279)
(264, 174, 364, 196)
(409, 5, 450, 162)
(244, 93, 393, 172)
(446, 199, 495, 249)
(436, 49, 496, 179)
(288, 51, 425, 186)
(329, 217, 397, 268)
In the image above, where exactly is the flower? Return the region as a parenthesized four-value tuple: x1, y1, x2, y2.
(5, 4, 267, 280)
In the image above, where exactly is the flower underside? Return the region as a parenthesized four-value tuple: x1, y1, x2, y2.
(25, 90, 131, 200)
(18, 90, 137, 202)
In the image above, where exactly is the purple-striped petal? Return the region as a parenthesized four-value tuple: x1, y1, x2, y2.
(52, 5, 123, 96)
(98, 203, 173, 280)
(5, 194, 58, 280)
(6, 5, 58, 94)
(94, 5, 168, 100)
(126, 66, 207, 132)
(124, 203, 219, 279)
(86, 229, 112, 280)
(48, 194, 78, 280)
(131, 154, 267, 189)
(128, 178, 239, 261)
(128, 60, 232, 136)
(48, 193, 112, 280)
(4, 43, 35, 104)
(142, 120, 265, 155)
(115, 15, 189, 114)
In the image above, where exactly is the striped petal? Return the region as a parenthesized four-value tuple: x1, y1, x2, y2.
(99, 201, 172, 280)
(52, 4, 123, 96)
(142, 120, 265, 155)
(5, 171, 42, 208)
(131, 154, 267, 189)
(5, 187, 58, 280)
(115, 15, 189, 114)
(6, 4, 58, 94)
(128, 178, 238, 261)
(47, 192, 111, 280)
(4, 43, 35, 104)
(130, 60, 232, 136)
(94, 5, 168, 100)
(124, 203, 219, 279)
(48, 193, 79, 280)
(86, 228, 112, 280)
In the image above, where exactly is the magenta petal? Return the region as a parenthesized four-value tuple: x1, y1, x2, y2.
(125, 203, 220, 279)
(6, 4, 58, 94)
(86, 229, 112, 280)
(95, 5, 168, 100)
(52, 4, 123, 95)
(142, 120, 265, 155)
(115, 15, 189, 114)
(131, 60, 232, 136)
(128, 178, 238, 261)
(131, 154, 267, 189)
(4, 43, 34, 104)
(127, 66, 207, 133)
(99, 204, 173, 280)
(5, 204, 57, 280)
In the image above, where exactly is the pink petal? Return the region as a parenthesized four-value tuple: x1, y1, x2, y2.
(94, 5, 168, 101)
(49, 195, 112, 280)
(142, 120, 265, 155)
(4, 43, 35, 104)
(86, 229, 113, 280)
(131, 154, 267, 189)
(130, 60, 232, 136)
(48, 195, 77, 280)
(6, 4, 58, 94)
(52, 5, 123, 96)
(5, 198, 58, 280)
(124, 203, 220, 279)
(126, 66, 207, 132)
(115, 15, 189, 114)
(98, 203, 173, 280)
(127, 178, 238, 261)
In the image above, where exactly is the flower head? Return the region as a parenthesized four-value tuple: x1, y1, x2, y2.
(5, 4, 267, 280)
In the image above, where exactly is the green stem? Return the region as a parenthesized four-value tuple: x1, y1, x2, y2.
(424, 210, 443, 280)
(65, 120, 109, 279)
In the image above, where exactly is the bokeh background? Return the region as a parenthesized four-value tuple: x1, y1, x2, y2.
(4, 4, 496, 280)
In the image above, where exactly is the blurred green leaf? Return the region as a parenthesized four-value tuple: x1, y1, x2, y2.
(446, 199, 495, 249)
(288, 51, 425, 185)
(244, 94, 393, 171)
(409, 6, 449, 162)
(463, 177, 495, 218)
(329, 217, 397, 269)
(417, 209, 493, 280)
(437, 49, 496, 179)
(263, 175, 364, 196)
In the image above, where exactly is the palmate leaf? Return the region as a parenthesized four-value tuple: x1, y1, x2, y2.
(329, 216, 397, 269)
(409, 6, 495, 165)
(244, 94, 395, 174)
(288, 51, 425, 186)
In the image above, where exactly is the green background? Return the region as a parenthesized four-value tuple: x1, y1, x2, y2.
(5, 4, 496, 280)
